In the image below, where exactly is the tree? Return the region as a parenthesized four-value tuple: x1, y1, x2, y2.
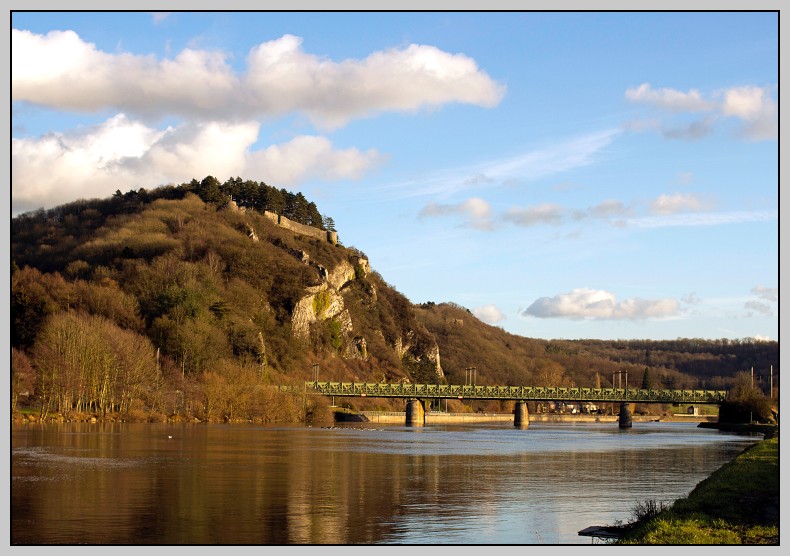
(641, 367, 653, 389)
(719, 371, 774, 424)
(11, 348, 37, 412)
(32, 311, 160, 417)
(306, 202, 324, 229)
(257, 185, 285, 214)
(285, 192, 310, 224)
(196, 175, 224, 205)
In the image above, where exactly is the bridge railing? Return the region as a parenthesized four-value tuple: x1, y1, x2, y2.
(303, 382, 728, 404)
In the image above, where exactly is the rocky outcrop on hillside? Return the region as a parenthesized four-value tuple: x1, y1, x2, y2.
(290, 253, 443, 376)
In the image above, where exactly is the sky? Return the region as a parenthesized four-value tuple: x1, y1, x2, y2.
(8, 7, 780, 343)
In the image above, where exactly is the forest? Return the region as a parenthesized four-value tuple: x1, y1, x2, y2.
(11, 177, 779, 424)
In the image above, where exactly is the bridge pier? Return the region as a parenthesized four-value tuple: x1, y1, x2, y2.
(405, 399, 425, 426)
(618, 402, 633, 428)
(514, 401, 529, 428)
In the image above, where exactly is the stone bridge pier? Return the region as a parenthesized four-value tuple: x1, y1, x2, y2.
(514, 401, 529, 428)
(405, 399, 425, 426)
(618, 402, 633, 428)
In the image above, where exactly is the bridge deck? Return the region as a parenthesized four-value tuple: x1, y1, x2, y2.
(302, 381, 727, 404)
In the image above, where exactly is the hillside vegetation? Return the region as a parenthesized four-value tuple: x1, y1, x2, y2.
(11, 177, 779, 423)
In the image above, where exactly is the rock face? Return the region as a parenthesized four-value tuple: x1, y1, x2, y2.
(285, 242, 441, 383)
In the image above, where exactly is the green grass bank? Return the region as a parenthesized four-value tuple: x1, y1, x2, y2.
(617, 427, 779, 545)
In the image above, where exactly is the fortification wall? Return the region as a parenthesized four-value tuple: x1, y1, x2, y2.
(263, 211, 337, 244)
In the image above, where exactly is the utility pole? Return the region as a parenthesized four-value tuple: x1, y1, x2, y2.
(770, 365, 773, 399)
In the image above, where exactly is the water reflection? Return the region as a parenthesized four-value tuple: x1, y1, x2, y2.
(12, 422, 759, 544)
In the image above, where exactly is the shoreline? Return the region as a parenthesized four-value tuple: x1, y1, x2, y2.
(358, 411, 717, 425)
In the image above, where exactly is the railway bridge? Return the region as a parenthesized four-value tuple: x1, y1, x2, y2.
(300, 381, 728, 428)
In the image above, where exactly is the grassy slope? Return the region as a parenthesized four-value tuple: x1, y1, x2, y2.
(619, 430, 779, 545)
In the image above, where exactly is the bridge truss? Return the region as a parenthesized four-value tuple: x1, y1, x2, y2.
(303, 382, 728, 404)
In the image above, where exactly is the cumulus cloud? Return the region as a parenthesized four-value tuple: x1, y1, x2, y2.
(626, 83, 713, 112)
(662, 117, 716, 140)
(625, 82, 777, 141)
(12, 114, 382, 214)
(744, 300, 773, 317)
(503, 204, 565, 227)
(418, 197, 493, 230)
(522, 288, 680, 320)
(473, 304, 506, 324)
(649, 193, 713, 215)
(12, 29, 241, 119)
(721, 86, 778, 141)
(244, 35, 505, 129)
(246, 135, 382, 184)
(12, 29, 505, 128)
(585, 199, 629, 219)
(751, 284, 778, 303)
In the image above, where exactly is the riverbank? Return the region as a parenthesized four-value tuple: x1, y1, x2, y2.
(357, 410, 717, 425)
(614, 429, 779, 544)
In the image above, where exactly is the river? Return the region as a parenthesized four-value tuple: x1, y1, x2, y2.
(10, 420, 760, 545)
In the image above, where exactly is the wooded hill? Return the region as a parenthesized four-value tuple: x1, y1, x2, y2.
(11, 177, 779, 422)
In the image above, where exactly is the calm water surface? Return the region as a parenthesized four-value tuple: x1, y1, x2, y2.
(11, 421, 760, 545)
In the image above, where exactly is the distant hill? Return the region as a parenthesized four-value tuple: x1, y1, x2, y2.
(11, 177, 778, 422)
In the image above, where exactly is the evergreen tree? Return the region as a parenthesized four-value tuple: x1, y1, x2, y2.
(641, 367, 653, 389)
(197, 175, 224, 205)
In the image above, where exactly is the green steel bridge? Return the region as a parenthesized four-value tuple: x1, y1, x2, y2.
(302, 381, 728, 405)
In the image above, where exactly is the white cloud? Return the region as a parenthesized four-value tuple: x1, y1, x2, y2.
(523, 288, 680, 320)
(378, 129, 620, 199)
(246, 135, 382, 185)
(649, 193, 713, 215)
(744, 300, 773, 317)
(720, 86, 778, 141)
(625, 82, 777, 141)
(151, 13, 171, 24)
(473, 304, 506, 324)
(503, 204, 565, 227)
(418, 197, 493, 230)
(586, 199, 629, 219)
(625, 210, 777, 229)
(12, 114, 382, 214)
(12, 29, 505, 128)
(12, 29, 240, 119)
(626, 83, 713, 112)
(751, 285, 778, 303)
(244, 35, 506, 129)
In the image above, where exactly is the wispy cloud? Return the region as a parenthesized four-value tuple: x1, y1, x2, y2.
(381, 129, 620, 198)
(625, 210, 777, 229)
(418, 192, 774, 233)
(151, 12, 171, 24)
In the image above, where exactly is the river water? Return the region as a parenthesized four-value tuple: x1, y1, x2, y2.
(11, 420, 760, 545)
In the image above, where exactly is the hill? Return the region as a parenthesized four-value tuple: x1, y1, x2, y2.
(10, 177, 779, 422)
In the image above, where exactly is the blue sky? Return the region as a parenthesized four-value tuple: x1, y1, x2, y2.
(9, 9, 779, 342)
